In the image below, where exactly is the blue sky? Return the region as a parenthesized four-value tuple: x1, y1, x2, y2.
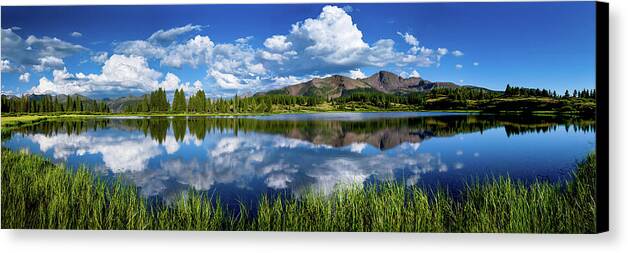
(1, 2, 596, 98)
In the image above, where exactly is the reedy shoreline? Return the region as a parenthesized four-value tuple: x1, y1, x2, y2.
(0, 149, 596, 232)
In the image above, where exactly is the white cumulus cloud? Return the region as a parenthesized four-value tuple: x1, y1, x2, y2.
(349, 68, 366, 79)
(161, 35, 214, 68)
(19, 72, 30, 82)
(397, 32, 419, 47)
(30, 54, 163, 96)
(1, 28, 86, 72)
(91, 51, 109, 64)
(452, 50, 464, 57)
(263, 35, 292, 52)
(409, 70, 421, 78)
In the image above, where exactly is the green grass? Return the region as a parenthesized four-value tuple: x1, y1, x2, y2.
(1, 114, 106, 128)
(1, 149, 596, 232)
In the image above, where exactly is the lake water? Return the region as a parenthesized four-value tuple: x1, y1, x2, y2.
(2, 112, 596, 207)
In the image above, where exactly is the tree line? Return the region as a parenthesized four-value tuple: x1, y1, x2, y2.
(123, 88, 325, 113)
(3, 83, 595, 115)
(333, 87, 500, 108)
(1, 94, 110, 114)
(505, 85, 595, 99)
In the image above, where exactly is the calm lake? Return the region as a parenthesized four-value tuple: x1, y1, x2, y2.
(2, 112, 596, 207)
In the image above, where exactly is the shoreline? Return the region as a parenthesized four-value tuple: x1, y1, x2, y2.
(0, 109, 591, 128)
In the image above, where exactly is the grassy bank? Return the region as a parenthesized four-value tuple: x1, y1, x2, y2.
(1, 149, 596, 232)
(1, 114, 106, 129)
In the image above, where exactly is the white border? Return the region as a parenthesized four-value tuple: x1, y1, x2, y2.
(1, 0, 626, 252)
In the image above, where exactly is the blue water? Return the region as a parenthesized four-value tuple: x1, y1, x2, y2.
(2, 112, 596, 206)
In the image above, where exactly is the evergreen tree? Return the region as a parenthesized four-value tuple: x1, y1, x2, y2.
(172, 88, 187, 112)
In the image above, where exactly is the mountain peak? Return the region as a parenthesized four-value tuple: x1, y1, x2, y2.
(375, 70, 398, 77)
(259, 70, 461, 98)
(362, 71, 430, 92)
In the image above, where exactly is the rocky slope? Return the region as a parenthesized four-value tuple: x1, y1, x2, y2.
(261, 71, 460, 98)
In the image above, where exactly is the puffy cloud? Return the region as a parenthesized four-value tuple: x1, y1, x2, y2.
(147, 24, 202, 45)
(207, 43, 266, 90)
(159, 72, 182, 91)
(452, 50, 464, 57)
(1, 59, 19, 72)
(259, 50, 287, 63)
(91, 51, 109, 64)
(209, 70, 249, 90)
(399, 70, 420, 78)
(0, 59, 9, 72)
(263, 35, 292, 52)
(33, 56, 65, 71)
(397, 32, 419, 47)
(400, 46, 435, 67)
(114, 25, 212, 69)
(24, 34, 87, 58)
(19, 72, 30, 83)
(1, 28, 86, 71)
(70, 32, 82, 37)
(235, 36, 253, 44)
(289, 5, 369, 66)
(161, 35, 214, 68)
(193, 80, 203, 91)
(349, 68, 366, 79)
(455, 64, 463, 70)
(29, 54, 164, 96)
(97, 54, 162, 88)
(409, 70, 420, 78)
(114, 40, 167, 59)
(435, 48, 448, 67)
(367, 39, 402, 67)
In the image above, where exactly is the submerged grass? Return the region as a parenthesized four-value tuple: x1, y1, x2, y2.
(1, 149, 596, 233)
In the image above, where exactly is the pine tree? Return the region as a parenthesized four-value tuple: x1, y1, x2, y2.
(172, 89, 187, 112)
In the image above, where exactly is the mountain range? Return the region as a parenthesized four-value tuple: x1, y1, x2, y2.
(259, 70, 461, 99)
(3, 71, 489, 112)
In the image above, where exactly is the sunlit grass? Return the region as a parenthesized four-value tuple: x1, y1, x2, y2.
(1, 149, 596, 233)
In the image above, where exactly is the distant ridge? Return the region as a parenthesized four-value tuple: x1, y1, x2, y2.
(3, 71, 496, 112)
(258, 70, 463, 98)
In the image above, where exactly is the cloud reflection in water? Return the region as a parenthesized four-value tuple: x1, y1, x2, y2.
(25, 129, 447, 198)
